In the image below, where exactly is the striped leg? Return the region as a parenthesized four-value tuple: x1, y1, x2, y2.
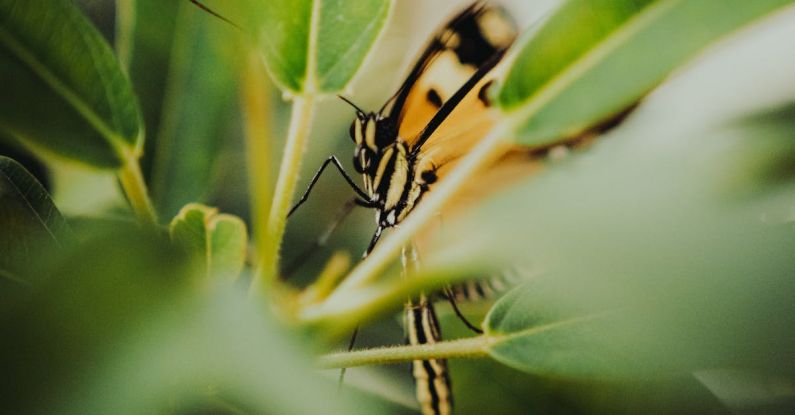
(402, 244, 453, 415)
(448, 269, 518, 302)
(406, 294, 453, 415)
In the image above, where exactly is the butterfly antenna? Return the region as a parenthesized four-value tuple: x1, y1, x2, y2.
(187, 0, 241, 29)
(337, 95, 365, 115)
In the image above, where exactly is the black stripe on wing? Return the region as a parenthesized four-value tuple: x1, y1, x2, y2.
(382, 2, 511, 120)
(408, 46, 507, 157)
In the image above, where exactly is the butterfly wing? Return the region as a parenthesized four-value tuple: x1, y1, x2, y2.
(386, 6, 519, 415)
(381, 2, 517, 145)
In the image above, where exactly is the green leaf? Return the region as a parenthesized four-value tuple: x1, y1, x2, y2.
(484, 283, 648, 378)
(0, 225, 194, 413)
(0, 156, 70, 284)
(427, 98, 795, 378)
(437, 313, 730, 415)
(145, 2, 243, 218)
(0, 0, 142, 168)
(170, 203, 248, 280)
(251, 0, 392, 94)
(0, 225, 372, 414)
(497, 0, 795, 146)
(71, 289, 377, 415)
(118, 0, 179, 179)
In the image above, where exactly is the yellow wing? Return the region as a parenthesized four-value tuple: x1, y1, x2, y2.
(380, 2, 517, 147)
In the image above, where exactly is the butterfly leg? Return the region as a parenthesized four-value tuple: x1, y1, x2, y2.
(337, 224, 383, 391)
(402, 244, 453, 415)
(363, 225, 383, 258)
(336, 325, 360, 394)
(187, 0, 239, 28)
(442, 286, 483, 334)
(407, 295, 453, 415)
(288, 155, 374, 218)
(282, 198, 359, 278)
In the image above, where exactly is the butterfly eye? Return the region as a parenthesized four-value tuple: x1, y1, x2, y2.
(374, 117, 395, 147)
(348, 120, 357, 142)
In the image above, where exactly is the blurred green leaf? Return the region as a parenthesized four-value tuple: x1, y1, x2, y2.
(170, 203, 248, 280)
(0, 156, 70, 284)
(250, 0, 392, 94)
(0, 0, 142, 168)
(484, 282, 643, 378)
(497, 0, 795, 146)
(0, 141, 50, 190)
(437, 313, 730, 415)
(146, 2, 243, 218)
(696, 369, 795, 414)
(66, 288, 374, 415)
(427, 101, 795, 379)
(0, 225, 371, 414)
(0, 226, 193, 413)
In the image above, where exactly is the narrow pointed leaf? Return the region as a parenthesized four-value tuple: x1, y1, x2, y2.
(120, 0, 179, 179)
(249, 0, 392, 94)
(497, 0, 795, 146)
(146, 3, 243, 218)
(170, 203, 248, 280)
(0, 0, 142, 168)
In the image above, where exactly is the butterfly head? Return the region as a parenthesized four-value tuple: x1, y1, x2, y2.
(349, 112, 379, 173)
(341, 97, 397, 174)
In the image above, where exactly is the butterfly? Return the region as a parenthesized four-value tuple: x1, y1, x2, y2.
(289, 2, 520, 414)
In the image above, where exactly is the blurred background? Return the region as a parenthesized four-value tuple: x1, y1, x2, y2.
(2, 0, 794, 413)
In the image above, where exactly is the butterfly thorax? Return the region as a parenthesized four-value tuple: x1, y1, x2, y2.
(350, 113, 437, 228)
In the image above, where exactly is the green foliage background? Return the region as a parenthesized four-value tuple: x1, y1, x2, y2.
(1, 0, 794, 413)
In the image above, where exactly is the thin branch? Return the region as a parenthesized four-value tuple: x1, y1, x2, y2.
(118, 153, 158, 226)
(317, 336, 492, 370)
(241, 53, 274, 266)
(250, 95, 316, 296)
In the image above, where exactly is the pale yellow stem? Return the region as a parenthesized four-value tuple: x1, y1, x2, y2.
(250, 95, 316, 297)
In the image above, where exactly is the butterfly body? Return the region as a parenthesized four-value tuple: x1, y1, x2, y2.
(350, 112, 435, 229)
(285, 3, 518, 414)
(340, 4, 518, 414)
(344, 2, 517, 256)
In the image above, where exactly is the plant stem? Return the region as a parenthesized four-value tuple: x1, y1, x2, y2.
(299, 251, 352, 306)
(242, 53, 274, 264)
(114, 0, 136, 71)
(250, 95, 316, 296)
(118, 154, 158, 226)
(317, 335, 492, 369)
(321, 124, 511, 302)
(300, 264, 482, 337)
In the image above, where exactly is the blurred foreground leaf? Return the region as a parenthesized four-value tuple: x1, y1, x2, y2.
(437, 313, 730, 415)
(170, 203, 248, 280)
(695, 369, 795, 414)
(0, 0, 142, 168)
(0, 156, 69, 285)
(497, 0, 795, 146)
(430, 101, 795, 378)
(0, 225, 371, 414)
(249, 0, 392, 94)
